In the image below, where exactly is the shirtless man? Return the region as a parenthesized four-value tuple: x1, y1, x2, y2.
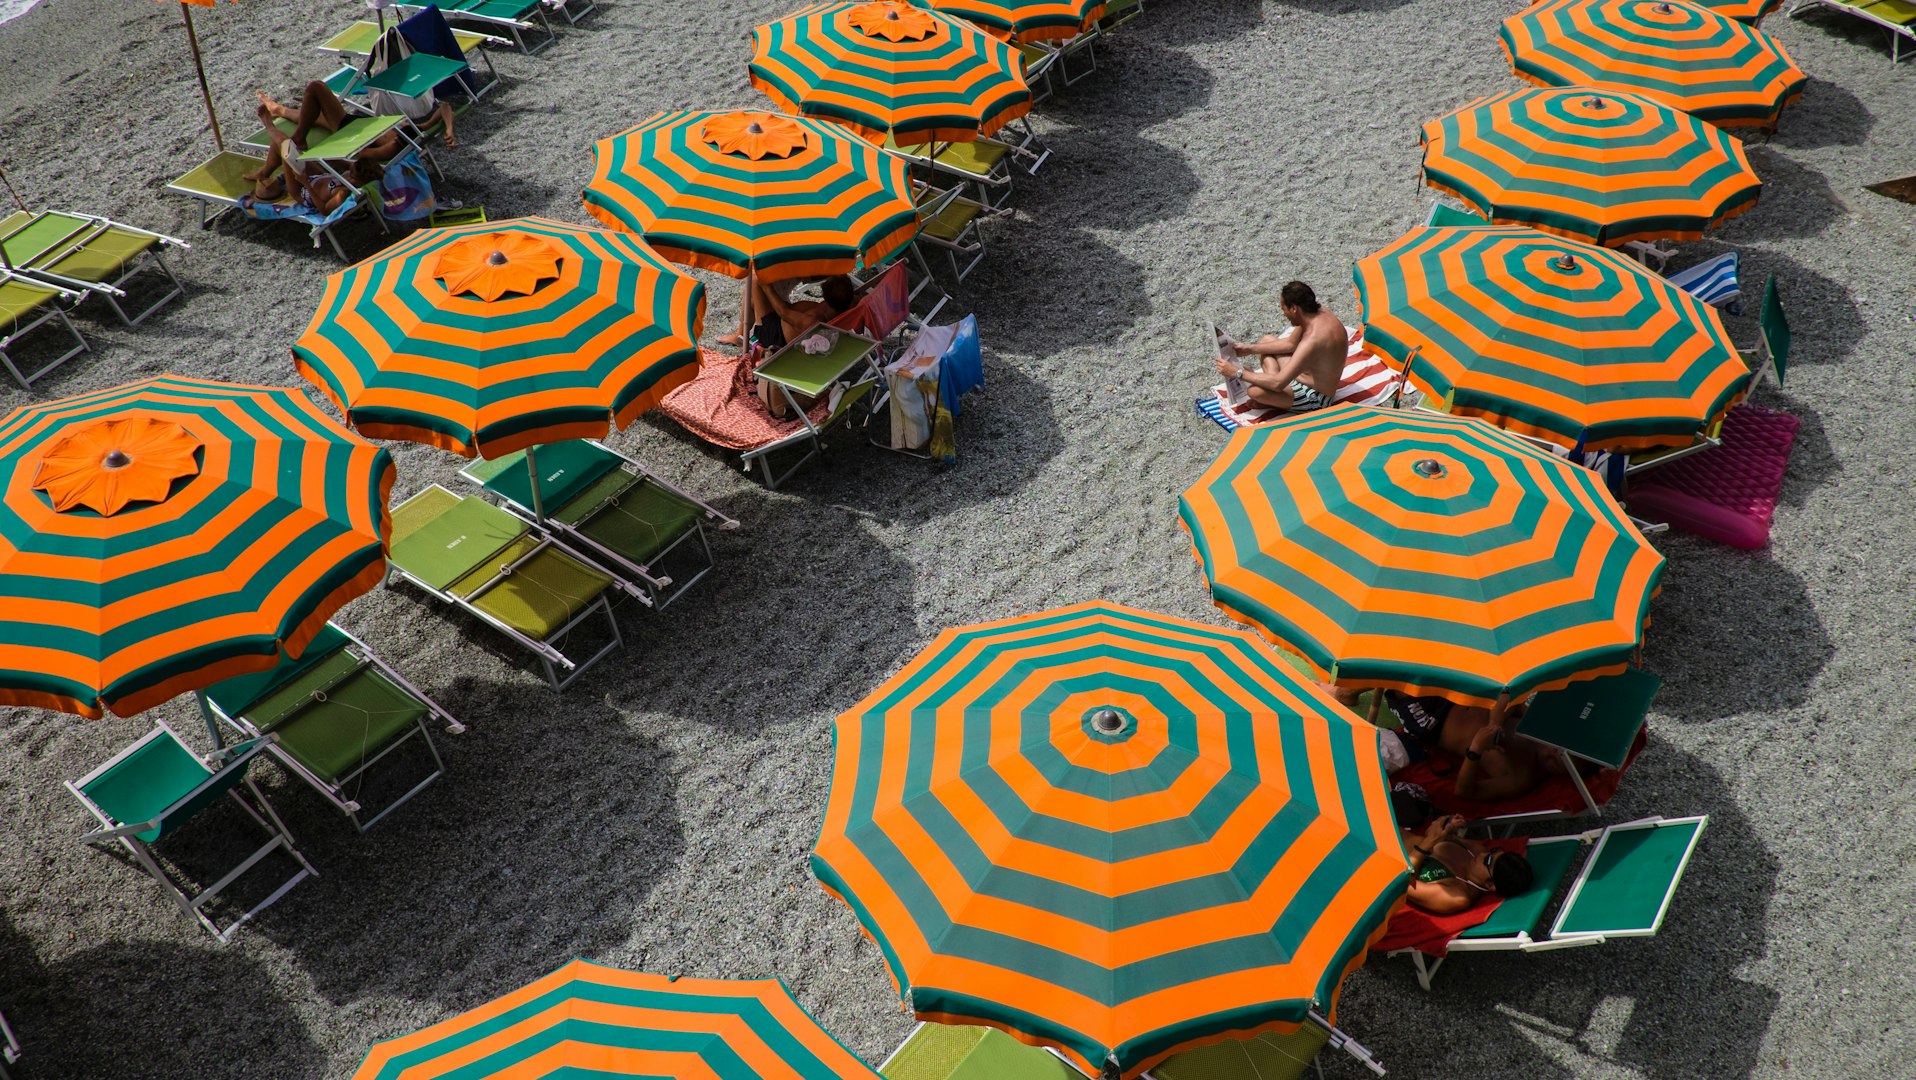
(1385, 691, 1576, 802)
(1213, 280, 1346, 412)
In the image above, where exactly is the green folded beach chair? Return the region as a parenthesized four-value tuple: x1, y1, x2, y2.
(0, 210, 186, 328)
(66, 722, 316, 943)
(1146, 1027, 1330, 1080)
(198, 623, 459, 832)
(0, 270, 88, 389)
(394, 0, 557, 54)
(1789, 0, 1916, 63)
(747, 327, 883, 489)
(1425, 202, 1486, 228)
(387, 484, 623, 690)
(164, 150, 384, 262)
(1393, 815, 1709, 990)
(1477, 667, 1663, 825)
(320, 18, 504, 97)
(1741, 274, 1791, 393)
(458, 440, 738, 611)
(881, 1023, 1082, 1080)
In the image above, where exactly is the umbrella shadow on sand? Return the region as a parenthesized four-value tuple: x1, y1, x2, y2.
(1341, 741, 1780, 1079)
(1142, 0, 1267, 43)
(1770, 77, 1874, 151)
(243, 697, 686, 1009)
(0, 915, 324, 1080)
(1639, 536, 1833, 723)
(1731, 147, 1849, 241)
(1719, 246, 1866, 370)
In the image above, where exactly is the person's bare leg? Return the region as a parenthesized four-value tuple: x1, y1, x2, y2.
(1243, 382, 1294, 409)
(434, 101, 458, 148)
(289, 80, 347, 148)
(721, 272, 756, 346)
(247, 140, 288, 199)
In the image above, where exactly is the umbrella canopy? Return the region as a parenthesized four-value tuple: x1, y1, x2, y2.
(1421, 87, 1761, 246)
(925, 0, 1106, 42)
(584, 110, 919, 281)
(1500, 0, 1806, 129)
(749, 1, 1032, 145)
(812, 601, 1409, 1079)
(292, 216, 705, 459)
(1354, 223, 1750, 453)
(1178, 406, 1663, 709)
(0, 375, 393, 719)
(1692, 0, 1783, 19)
(353, 960, 883, 1079)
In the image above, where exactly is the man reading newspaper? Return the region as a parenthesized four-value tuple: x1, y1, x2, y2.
(1213, 281, 1347, 413)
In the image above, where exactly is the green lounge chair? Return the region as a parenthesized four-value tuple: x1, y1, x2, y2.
(887, 135, 1016, 209)
(880, 1023, 1082, 1080)
(198, 622, 458, 832)
(0, 270, 88, 389)
(1488, 667, 1662, 825)
(1017, 41, 1059, 103)
(394, 0, 557, 54)
(747, 327, 883, 488)
(1742, 274, 1791, 393)
(915, 185, 994, 283)
(458, 440, 738, 611)
(1790, 0, 1916, 62)
(0, 210, 187, 328)
(1098, 0, 1146, 34)
(1392, 815, 1709, 990)
(164, 151, 384, 262)
(320, 18, 504, 98)
(1146, 1027, 1330, 1080)
(1425, 202, 1486, 228)
(387, 484, 623, 690)
(66, 722, 316, 942)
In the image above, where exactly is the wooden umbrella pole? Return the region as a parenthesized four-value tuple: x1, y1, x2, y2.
(0, 164, 25, 212)
(180, 2, 224, 152)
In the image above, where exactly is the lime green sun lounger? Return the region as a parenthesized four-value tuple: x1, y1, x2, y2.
(394, 0, 560, 53)
(199, 622, 460, 832)
(0, 210, 187, 328)
(388, 484, 623, 690)
(881, 1023, 1083, 1080)
(1146, 1027, 1331, 1080)
(914, 185, 995, 282)
(0, 270, 88, 389)
(1790, 0, 1916, 63)
(1390, 815, 1710, 990)
(164, 150, 384, 262)
(66, 721, 316, 942)
(458, 440, 738, 611)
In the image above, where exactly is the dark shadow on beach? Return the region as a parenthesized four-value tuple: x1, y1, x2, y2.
(0, 929, 323, 1080)
(956, 220, 1153, 350)
(1720, 247, 1865, 369)
(1338, 742, 1779, 1079)
(246, 698, 685, 1009)
(1641, 535, 1832, 723)
(1731, 146, 1848, 241)
(1770, 76, 1874, 150)
(1138, 0, 1266, 44)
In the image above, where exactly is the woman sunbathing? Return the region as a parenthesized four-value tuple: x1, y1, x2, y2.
(1404, 814, 1534, 916)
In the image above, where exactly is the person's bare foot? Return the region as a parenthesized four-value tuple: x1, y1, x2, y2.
(717, 332, 745, 347)
(256, 89, 294, 121)
(443, 132, 458, 149)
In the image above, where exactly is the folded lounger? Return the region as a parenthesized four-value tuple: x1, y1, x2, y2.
(66, 722, 316, 942)
(0, 270, 88, 389)
(0, 210, 187, 328)
(395, 0, 557, 54)
(198, 622, 459, 832)
(1394, 668, 1660, 827)
(320, 16, 504, 99)
(459, 440, 739, 611)
(658, 346, 879, 491)
(1665, 250, 1742, 314)
(165, 150, 383, 262)
(1789, 0, 1916, 63)
(885, 126, 1050, 209)
(387, 484, 623, 689)
(0, 1006, 16, 1078)
(913, 183, 996, 283)
(1380, 815, 1709, 989)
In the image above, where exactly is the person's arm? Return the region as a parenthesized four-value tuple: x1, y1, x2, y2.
(1454, 726, 1535, 801)
(1404, 817, 1474, 915)
(1233, 333, 1300, 360)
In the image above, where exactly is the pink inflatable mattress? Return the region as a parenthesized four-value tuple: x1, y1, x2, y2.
(1629, 404, 1801, 549)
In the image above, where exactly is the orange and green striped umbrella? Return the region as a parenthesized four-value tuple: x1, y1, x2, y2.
(0, 375, 393, 719)
(1693, 0, 1783, 20)
(750, 1, 1032, 145)
(353, 960, 883, 1079)
(1500, 0, 1806, 129)
(293, 217, 705, 460)
(926, 0, 1105, 42)
(1354, 224, 1749, 453)
(584, 110, 918, 282)
(1421, 87, 1761, 246)
(1178, 406, 1663, 709)
(813, 601, 1408, 1079)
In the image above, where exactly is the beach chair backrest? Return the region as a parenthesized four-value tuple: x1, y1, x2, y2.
(1456, 835, 1583, 942)
(1426, 203, 1485, 228)
(1551, 816, 1708, 941)
(829, 262, 909, 342)
(399, 4, 482, 99)
(1757, 275, 1789, 386)
(74, 727, 263, 843)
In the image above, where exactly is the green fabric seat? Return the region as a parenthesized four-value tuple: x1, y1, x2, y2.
(391, 485, 523, 589)
(1554, 817, 1705, 937)
(205, 624, 353, 718)
(0, 277, 64, 338)
(1460, 836, 1582, 939)
(1428, 203, 1486, 227)
(471, 441, 623, 515)
(922, 199, 983, 244)
(884, 1025, 1079, 1080)
(73, 728, 220, 843)
(444, 532, 612, 641)
(571, 474, 698, 566)
(1858, 0, 1916, 23)
(1, 211, 159, 285)
(1151, 1026, 1331, 1080)
(1519, 668, 1660, 770)
(757, 331, 878, 398)
(241, 649, 428, 782)
(929, 140, 1008, 179)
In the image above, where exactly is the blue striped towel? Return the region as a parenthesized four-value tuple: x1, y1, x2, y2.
(1666, 251, 1742, 315)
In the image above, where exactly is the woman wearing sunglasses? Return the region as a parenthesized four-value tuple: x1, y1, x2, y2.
(1404, 814, 1535, 916)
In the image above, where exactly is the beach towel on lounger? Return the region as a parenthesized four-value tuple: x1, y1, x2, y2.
(238, 190, 361, 228)
(1197, 326, 1406, 431)
(1373, 837, 1530, 956)
(1392, 728, 1647, 821)
(659, 347, 834, 451)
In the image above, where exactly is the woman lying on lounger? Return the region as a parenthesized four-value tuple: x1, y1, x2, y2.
(1405, 813, 1534, 916)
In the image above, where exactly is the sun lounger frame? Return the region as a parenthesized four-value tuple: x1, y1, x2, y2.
(386, 484, 624, 690)
(0, 270, 90, 389)
(744, 335, 884, 490)
(457, 441, 740, 611)
(165, 151, 388, 262)
(1397, 815, 1708, 990)
(1790, 0, 1916, 62)
(66, 722, 317, 943)
(394, 0, 557, 54)
(0, 210, 188, 328)
(196, 622, 459, 832)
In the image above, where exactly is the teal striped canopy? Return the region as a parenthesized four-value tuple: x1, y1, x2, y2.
(812, 602, 1409, 1079)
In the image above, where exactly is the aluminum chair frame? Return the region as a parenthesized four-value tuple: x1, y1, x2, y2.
(0, 271, 89, 389)
(0, 211, 189, 327)
(66, 723, 317, 943)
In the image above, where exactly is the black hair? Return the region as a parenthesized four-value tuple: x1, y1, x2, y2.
(1280, 280, 1320, 314)
(821, 275, 856, 313)
(1490, 850, 1534, 896)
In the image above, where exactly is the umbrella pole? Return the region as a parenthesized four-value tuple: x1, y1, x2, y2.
(179, 2, 224, 152)
(525, 445, 547, 523)
(0, 164, 24, 212)
(1365, 691, 1382, 725)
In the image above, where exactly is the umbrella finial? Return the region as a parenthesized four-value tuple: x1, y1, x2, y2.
(1554, 252, 1579, 272)
(1653, 1, 1674, 10)
(1090, 708, 1125, 735)
(1585, 95, 1607, 110)
(102, 449, 132, 469)
(487, 250, 509, 267)
(1412, 458, 1448, 479)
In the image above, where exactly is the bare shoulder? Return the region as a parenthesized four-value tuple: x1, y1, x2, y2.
(1317, 309, 1348, 342)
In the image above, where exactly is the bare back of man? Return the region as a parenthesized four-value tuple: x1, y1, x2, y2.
(1214, 280, 1349, 413)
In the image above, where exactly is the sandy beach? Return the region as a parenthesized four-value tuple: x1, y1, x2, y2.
(1, 0, 1913, 1076)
